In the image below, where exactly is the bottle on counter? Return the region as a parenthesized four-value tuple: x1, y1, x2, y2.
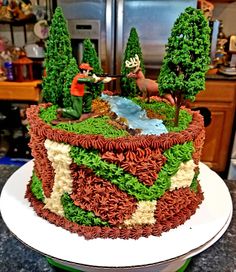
(4, 61, 14, 81)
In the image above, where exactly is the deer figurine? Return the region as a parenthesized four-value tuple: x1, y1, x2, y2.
(126, 54, 175, 105)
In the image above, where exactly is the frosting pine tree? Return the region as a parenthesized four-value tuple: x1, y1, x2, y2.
(61, 58, 79, 108)
(42, 7, 76, 107)
(158, 7, 211, 126)
(121, 27, 145, 98)
(82, 39, 104, 98)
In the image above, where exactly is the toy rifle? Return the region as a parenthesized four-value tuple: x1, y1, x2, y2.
(94, 73, 126, 79)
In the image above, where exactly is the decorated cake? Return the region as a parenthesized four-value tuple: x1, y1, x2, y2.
(25, 7, 210, 239)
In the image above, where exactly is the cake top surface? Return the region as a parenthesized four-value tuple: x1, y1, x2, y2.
(37, 96, 193, 139)
(40, 6, 210, 133)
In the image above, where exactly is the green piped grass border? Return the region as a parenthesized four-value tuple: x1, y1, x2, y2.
(39, 105, 58, 124)
(61, 193, 109, 226)
(131, 97, 192, 132)
(190, 173, 199, 193)
(39, 106, 128, 138)
(55, 116, 128, 138)
(39, 97, 192, 138)
(31, 173, 45, 201)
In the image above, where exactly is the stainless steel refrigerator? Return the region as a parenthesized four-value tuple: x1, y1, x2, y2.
(53, 0, 197, 79)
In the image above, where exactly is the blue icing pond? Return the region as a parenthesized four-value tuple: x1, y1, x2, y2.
(101, 94, 168, 135)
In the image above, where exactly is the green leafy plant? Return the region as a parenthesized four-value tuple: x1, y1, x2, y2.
(120, 27, 145, 98)
(158, 7, 211, 126)
(131, 98, 192, 132)
(82, 39, 104, 98)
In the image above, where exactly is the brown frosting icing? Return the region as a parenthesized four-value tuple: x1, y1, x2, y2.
(28, 132, 55, 198)
(70, 163, 137, 225)
(25, 181, 203, 239)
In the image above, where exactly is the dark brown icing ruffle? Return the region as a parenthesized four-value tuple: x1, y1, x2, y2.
(192, 129, 205, 165)
(25, 180, 203, 239)
(26, 104, 205, 155)
(70, 164, 137, 225)
(28, 131, 55, 198)
(155, 185, 203, 222)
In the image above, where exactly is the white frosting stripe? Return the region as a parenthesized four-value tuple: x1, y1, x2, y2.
(124, 160, 196, 226)
(124, 200, 157, 226)
(170, 159, 196, 191)
(44, 139, 73, 216)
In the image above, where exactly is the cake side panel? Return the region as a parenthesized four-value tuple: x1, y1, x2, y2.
(25, 179, 203, 240)
(25, 104, 205, 239)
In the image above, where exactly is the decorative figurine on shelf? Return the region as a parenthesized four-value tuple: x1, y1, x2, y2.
(1, 49, 13, 81)
(213, 20, 228, 68)
(126, 54, 175, 105)
(0, 67, 7, 81)
(6, 0, 34, 21)
(56, 63, 112, 122)
(13, 51, 33, 82)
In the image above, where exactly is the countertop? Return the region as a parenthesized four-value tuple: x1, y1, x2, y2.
(206, 73, 236, 81)
(206, 68, 236, 81)
(0, 165, 235, 272)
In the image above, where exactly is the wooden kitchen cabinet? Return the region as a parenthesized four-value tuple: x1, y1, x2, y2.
(191, 80, 236, 173)
(0, 80, 42, 102)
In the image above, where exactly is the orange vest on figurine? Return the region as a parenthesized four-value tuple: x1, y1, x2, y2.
(70, 74, 86, 97)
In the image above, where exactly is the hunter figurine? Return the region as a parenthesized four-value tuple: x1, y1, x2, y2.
(58, 63, 112, 121)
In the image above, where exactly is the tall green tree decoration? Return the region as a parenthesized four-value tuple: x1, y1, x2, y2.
(61, 58, 79, 107)
(42, 7, 76, 106)
(158, 7, 211, 126)
(121, 27, 145, 98)
(81, 39, 103, 98)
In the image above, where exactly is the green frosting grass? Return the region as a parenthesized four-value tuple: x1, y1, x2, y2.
(70, 141, 194, 201)
(39, 97, 192, 138)
(39, 106, 128, 138)
(190, 173, 199, 193)
(39, 105, 58, 123)
(31, 173, 45, 201)
(30, 172, 109, 226)
(131, 98, 192, 132)
(55, 116, 128, 138)
(61, 193, 109, 226)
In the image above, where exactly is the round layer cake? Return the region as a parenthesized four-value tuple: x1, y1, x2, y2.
(25, 99, 205, 239)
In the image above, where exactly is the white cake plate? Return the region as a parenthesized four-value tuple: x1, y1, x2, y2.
(0, 161, 233, 272)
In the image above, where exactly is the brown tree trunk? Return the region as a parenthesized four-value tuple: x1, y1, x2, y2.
(174, 91, 182, 127)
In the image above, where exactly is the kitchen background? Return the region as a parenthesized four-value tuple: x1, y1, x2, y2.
(1, 1, 236, 55)
(1, 1, 236, 73)
(0, 0, 235, 179)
